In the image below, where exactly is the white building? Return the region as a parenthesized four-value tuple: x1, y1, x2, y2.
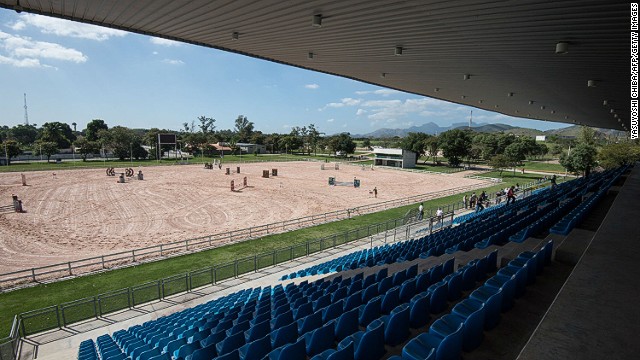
(372, 148, 416, 168)
(535, 135, 547, 141)
(236, 143, 267, 154)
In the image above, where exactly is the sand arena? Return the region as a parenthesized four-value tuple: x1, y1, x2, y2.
(0, 161, 488, 274)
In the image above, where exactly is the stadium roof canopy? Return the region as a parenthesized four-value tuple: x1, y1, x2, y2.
(0, 0, 631, 131)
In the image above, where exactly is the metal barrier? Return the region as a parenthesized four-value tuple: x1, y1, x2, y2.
(0, 316, 20, 360)
(0, 180, 490, 289)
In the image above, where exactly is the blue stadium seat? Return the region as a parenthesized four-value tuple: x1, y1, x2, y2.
(298, 310, 323, 335)
(380, 303, 411, 346)
(334, 307, 360, 341)
(267, 337, 306, 360)
(186, 343, 217, 360)
(238, 333, 272, 360)
(174, 341, 202, 360)
(381, 286, 400, 314)
(469, 285, 502, 330)
(216, 331, 246, 357)
(338, 318, 385, 360)
(271, 321, 298, 349)
(409, 292, 431, 329)
(451, 298, 486, 351)
(402, 320, 463, 360)
(304, 320, 336, 357)
(358, 295, 382, 327)
(310, 339, 353, 360)
(427, 281, 448, 314)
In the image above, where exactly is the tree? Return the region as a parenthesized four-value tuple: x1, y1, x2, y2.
(425, 136, 440, 164)
(362, 138, 372, 150)
(400, 132, 429, 164)
(598, 142, 640, 169)
(234, 115, 254, 143)
(438, 129, 472, 167)
(34, 141, 59, 162)
(306, 124, 322, 155)
(560, 143, 598, 176)
(578, 126, 599, 147)
(489, 154, 510, 177)
(73, 137, 100, 161)
(85, 119, 109, 141)
(504, 142, 527, 174)
(197, 116, 216, 134)
(9, 124, 38, 146)
(327, 133, 356, 156)
(108, 126, 144, 160)
(39, 122, 76, 149)
(1, 140, 21, 164)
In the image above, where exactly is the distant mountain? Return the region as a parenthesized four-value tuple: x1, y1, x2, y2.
(355, 122, 625, 139)
(356, 121, 528, 137)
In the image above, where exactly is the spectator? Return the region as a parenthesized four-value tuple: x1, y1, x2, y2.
(506, 186, 516, 205)
(418, 203, 424, 220)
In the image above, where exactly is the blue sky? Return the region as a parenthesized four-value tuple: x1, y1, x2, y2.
(0, 10, 567, 135)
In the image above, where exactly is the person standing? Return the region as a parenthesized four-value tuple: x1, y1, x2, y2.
(373, 187, 378, 198)
(418, 203, 424, 220)
(463, 194, 468, 209)
(475, 196, 485, 212)
(506, 186, 516, 205)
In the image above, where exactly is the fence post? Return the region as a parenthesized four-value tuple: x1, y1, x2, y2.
(132, 250, 136, 262)
(56, 305, 61, 329)
(31, 268, 36, 282)
(127, 288, 131, 309)
(234, 261, 238, 278)
(68, 262, 72, 276)
(254, 255, 257, 273)
(93, 297, 98, 319)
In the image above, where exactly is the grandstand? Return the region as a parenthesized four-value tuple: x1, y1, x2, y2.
(0, 1, 636, 360)
(11, 164, 631, 360)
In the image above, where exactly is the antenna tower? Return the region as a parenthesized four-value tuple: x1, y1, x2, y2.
(469, 110, 473, 128)
(23, 93, 29, 126)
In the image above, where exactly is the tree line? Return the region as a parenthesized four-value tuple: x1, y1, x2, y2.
(0, 115, 357, 163)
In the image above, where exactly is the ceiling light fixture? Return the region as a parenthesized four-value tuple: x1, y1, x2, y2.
(463, 74, 470, 80)
(551, 110, 556, 114)
(232, 32, 239, 40)
(588, 80, 596, 87)
(540, 105, 545, 110)
(478, 100, 483, 104)
(380, 72, 386, 79)
(507, 92, 514, 97)
(308, 52, 314, 59)
(603, 100, 608, 106)
(529, 100, 534, 105)
(312, 14, 322, 27)
(495, 105, 499, 108)
(434, 88, 440, 92)
(461, 95, 466, 99)
(555, 41, 569, 54)
(610, 109, 615, 113)
(394, 46, 403, 56)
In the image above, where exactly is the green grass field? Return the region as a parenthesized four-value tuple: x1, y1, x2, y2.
(0, 165, 551, 336)
(521, 160, 567, 173)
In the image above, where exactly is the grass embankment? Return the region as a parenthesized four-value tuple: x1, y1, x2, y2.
(521, 160, 567, 173)
(0, 171, 546, 335)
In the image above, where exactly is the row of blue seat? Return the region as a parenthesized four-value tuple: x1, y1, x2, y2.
(80, 249, 500, 360)
(284, 181, 565, 280)
(550, 166, 627, 235)
(391, 240, 553, 360)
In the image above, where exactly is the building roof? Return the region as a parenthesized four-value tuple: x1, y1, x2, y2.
(0, 0, 628, 131)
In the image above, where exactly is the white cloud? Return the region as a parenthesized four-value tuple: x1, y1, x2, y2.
(355, 89, 402, 97)
(162, 58, 184, 65)
(356, 109, 367, 116)
(150, 37, 182, 46)
(10, 14, 127, 41)
(0, 31, 87, 68)
(324, 97, 361, 109)
(305, 83, 319, 89)
(152, 51, 158, 55)
(327, 118, 335, 122)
